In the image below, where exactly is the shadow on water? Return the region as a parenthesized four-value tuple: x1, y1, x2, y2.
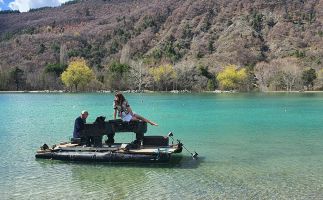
(35, 155, 204, 169)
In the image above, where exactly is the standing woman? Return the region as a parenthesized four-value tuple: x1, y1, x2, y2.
(113, 92, 158, 126)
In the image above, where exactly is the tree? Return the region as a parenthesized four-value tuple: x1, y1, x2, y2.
(255, 58, 302, 91)
(245, 65, 257, 91)
(45, 63, 67, 77)
(207, 79, 215, 91)
(216, 65, 247, 91)
(174, 61, 202, 91)
(0, 69, 9, 90)
(277, 58, 302, 91)
(302, 68, 317, 90)
(10, 67, 25, 91)
(149, 64, 177, 91)
(254, 62, 272, 91)
(129, 60, 147, 91)
(60, 43, 68, 66)
(61, 58, 95, 91)
(105, 61, 130, 90)
(316, 69, 323, 90)
(198, 65, 216, 90)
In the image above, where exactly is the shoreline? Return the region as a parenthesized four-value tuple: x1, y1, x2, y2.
(1, 90, 323, 94)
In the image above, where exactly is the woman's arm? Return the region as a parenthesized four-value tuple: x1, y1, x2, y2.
(113, 109, 117, 119)
(127, 106, 134, 116)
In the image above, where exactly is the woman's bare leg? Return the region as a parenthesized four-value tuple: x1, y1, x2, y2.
(132, 114, 158, 126)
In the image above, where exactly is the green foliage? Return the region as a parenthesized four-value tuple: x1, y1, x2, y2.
(109, 61, 130, 75)
(291, 50, 306, 58)
(116, 16, 126, 22)
(85, 8, 90, 16)
(251, 12, 263, 32)
(316, 59, 321, 65)
(0, 70, 9, 90)
(67, 49, 79, 57)
(208, 40, 214, 53)
(138, 14, 166, 33)
(318, 31, 323, 37)
(217, 65, 247, 90)
(105, 61, 130, 90)
(37, 43, 46, 54)
(182, 23, 193, 39)
(151, 49, 163, 60)
(51, 43, 60, 53)
(244, 65, 257, 91)
(267, 18, 276, 28)
(302, 68, 317, 90)
(198, 65, 214, 79)
(29, 7, 51, 12)
(109, 39, 120, 54)
(61, 58, 95, 91)
(62, 0, 80, 6)
(113, 28, 131, 44)
(226, 20, 233, 27)
(201, 10, 213, 32)
(2, 32, 14, 41)
(142, 16, 156, 29)
(207, 79, 216, 91)
(10, 67, 25, 91)
(196, 51, 204, 59)
(90, 50, 106, 69)
(162, 40, 182, 62)
(147, 37, 182, 63)
(23, 27, 36, 35)
(67, 40, 107, 69)
(45, 63, 67, 76)
(0, 10, 20, 14)
(307, 11, 316, 24)
(198, 65, 216, 90)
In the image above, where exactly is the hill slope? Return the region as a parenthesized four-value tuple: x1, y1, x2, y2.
(0, 0, 322, 91)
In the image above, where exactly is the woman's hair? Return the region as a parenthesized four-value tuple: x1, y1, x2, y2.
(115, 92, 125, 104)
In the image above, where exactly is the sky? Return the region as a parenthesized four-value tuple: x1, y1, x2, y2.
(0, 0, 73, 12)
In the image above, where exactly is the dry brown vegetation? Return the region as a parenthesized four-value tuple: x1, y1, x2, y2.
(0, 0, 322, 91)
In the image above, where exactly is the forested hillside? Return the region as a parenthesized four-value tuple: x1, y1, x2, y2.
(0, 0, 322, 91)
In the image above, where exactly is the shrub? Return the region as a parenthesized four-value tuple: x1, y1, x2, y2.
(302, 68, 317, 90)
(45, 63, 67, 76)
(149, 64, 177, 91)
(217, 65, 247, 90)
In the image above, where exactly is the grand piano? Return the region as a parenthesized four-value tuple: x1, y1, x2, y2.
(76, 117, 148, 147)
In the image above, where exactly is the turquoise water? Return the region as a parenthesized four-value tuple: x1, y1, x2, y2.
(1, 92, 323, 199)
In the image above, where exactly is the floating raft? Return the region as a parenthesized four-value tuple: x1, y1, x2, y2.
(35, 118, 183, 163)
(35, 142, 183, 163)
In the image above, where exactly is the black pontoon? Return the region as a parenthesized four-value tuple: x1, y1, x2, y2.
(35, 118, 183, 163)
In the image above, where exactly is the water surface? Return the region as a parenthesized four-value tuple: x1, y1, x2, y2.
(1, 92, 323, 199)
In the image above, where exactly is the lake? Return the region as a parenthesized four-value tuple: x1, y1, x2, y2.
(1, 92, 323, 199)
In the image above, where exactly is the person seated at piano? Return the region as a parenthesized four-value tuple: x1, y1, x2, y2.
(113, 92, 158, 126)
(73, 110, 89, 139)
(72, 110, 93, 146)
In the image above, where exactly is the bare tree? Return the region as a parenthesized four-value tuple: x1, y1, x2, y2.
(60, 43, 68, 66)
(273, 58, 302, 91)
(129, 59, 146, 91)
(254, 61, 271, 91)
(120, 44, 131, 64)
(0, 66, 10, 90)
(255, 58, 302, 91)
(174, 60, 197, 91)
